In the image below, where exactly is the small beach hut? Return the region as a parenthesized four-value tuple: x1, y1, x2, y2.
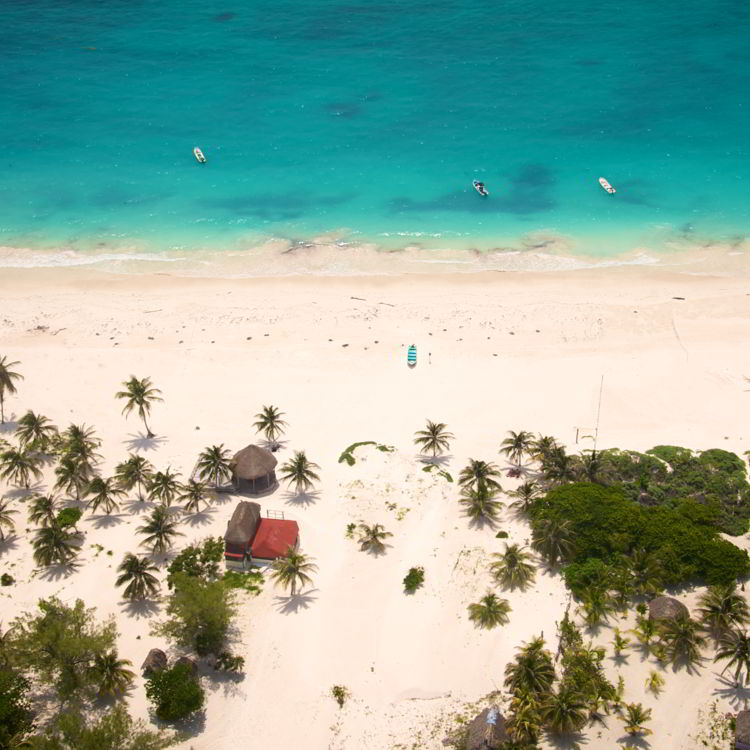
(464, 706, 507, 750)
(224, 501, 262, 568)
(230, 444, 277, 494)
(141, 648, 167, 676)
(648, 595, 689, 622)
(736, 710, 750, 750)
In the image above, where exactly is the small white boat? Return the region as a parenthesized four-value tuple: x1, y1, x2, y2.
(193, 147, 206, 164)
(473, 179, 489, 197)
(598, 177, 615, 194)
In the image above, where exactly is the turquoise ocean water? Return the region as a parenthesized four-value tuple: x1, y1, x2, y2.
(1, 0, 749, 269)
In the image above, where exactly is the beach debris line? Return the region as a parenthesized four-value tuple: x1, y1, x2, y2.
(598, 176, 616, 194)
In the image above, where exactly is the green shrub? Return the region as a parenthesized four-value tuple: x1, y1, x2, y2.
(167, 537, 224, 589)
(0, 669, 32, 747)
(56, 507, 82, 529)
(403, 566, 425, 593)
(214, 651, 245, 672)
(495, 530, 509, 539)
(331, 685, 350, 708)
(222, 569, 263, 594)
(1, 573, 14, 586)
(145, 662, 204, 721)
(533, 483, 749, 590)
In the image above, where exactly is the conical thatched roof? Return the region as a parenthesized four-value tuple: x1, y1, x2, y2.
(141, 648, 167, 676)
(736, 709, 750, 749)
(231, 444, 277, 479)
(465, 707, 507, 750)
(648, 595, 689, 621)
(225, 501, 261, 546)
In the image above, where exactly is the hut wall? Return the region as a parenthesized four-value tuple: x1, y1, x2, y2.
(234, 471, 277, 494)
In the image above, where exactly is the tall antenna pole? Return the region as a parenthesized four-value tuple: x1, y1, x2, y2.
(594, 375, 604, 451)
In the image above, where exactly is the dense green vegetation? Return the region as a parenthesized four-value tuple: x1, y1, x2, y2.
(531, 483, 749, 595)
(593, 446, 750, 535)
(145, 663, 204, 722)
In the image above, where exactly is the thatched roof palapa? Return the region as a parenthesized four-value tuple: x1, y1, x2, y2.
(736, 709, 750, 749)
(648, 595, 690, 622)
(141, 648, 167, 676)
(464, 707, 507, 750)
(231, 444, 277, 480)
(225, 501, 261, 546)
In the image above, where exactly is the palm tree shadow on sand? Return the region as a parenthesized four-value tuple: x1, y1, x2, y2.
(122, 498, 156, 514)
(283, 490, 320, 508)
(463, 511, 500, 532)
(713, 672, 750, 709)
(415, 454, 453, 467)
(89, 512, 128, 529)
(0, 534, 20, 558)
(616, 734, 652, 750)
(37, 560, 82, 581)
(0, 418, 18, 434)
(273, 588, 318, 614)
(3, 483, 44, 500)
(182, 507, 218, 527)
(119, 597, 161, 620)
(124, 433, 167, 453)
(546, 730, 589, 750)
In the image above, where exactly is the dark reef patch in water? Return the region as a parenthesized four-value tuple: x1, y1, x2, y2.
(324, 101, 361, 118)
(213, 11, 236, 22)
(205, 192, 353, 222)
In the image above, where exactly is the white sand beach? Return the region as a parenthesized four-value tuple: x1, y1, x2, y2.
(1, 262, 750, 749)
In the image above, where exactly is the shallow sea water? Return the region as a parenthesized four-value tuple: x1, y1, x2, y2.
(1, 0, 749, 269)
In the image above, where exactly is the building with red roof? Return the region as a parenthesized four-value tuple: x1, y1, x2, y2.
(224, 501, 299, 569)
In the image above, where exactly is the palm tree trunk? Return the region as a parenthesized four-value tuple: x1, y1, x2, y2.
(0, 392, 4, 423)
(142, 414, 154, 438)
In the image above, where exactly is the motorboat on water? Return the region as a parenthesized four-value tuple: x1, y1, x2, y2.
(598, 177, 615, 194)
(473, 179, 489, 196)
(193, 147, 206, 164)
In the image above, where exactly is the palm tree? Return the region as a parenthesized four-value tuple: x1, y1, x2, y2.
(59, 423, 102, 473)
(500, 430, 534, 467)
(115, 376, 163, 438)
(413, 420, 454, 458)
(115, 553, 161, 600)
(0, 498, 17, 541)
(178, 479, 214, 514)
(714, 629, 750, 686)
(0, 447, 43, 488)
(541, 446, 577, 484)
(631, 614, 659, 652)
(529, 434, 559, 464)
(697, 584, 750, 639)
(468, 592, 512, 629)
(54, 455, 90, 501)
(458, 459, 503, 493)
(659, 615, 706, 667)
(27, 494, 59, 527)
(357, 523, 393, 554)
(531, 518, 574, 567)
(195, 444, 233, 489)
(508, 481, 540, 517)
(253, 405, 287, 449)
(137, 506, 183, 554)
(89, 651, 135, 697)
(459, 484, 503, 523)
(622, 703, 653, 735)
(627, 547, 664, 597)
(15, 410, 57, 452)
(504, 636, 556, 697)
(0, 356, 23, 424)
(279, 451, 321, 494)
(490, 544, 536, 591)
(539, 686, 588, 734)
(85, 476, 125, 515)
(578, 586, 615, 627)
(576, 449, 613, 484)
(32, 523, 79, 566)
(114, 454, 153, 501)
(269, 547, 317, 595)
(148, 468, 180, 507)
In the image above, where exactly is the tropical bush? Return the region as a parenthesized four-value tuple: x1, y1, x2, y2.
(154, 572, 237, 656)
(403, 566, 425, 593)
(331, 685, 350, 708)
(0, 668, 32, 748)
(145, 662, 204, 722)
(532, 483, 749, 591)
(214, 652, 245, 672)
(166, 537, 224, 588)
